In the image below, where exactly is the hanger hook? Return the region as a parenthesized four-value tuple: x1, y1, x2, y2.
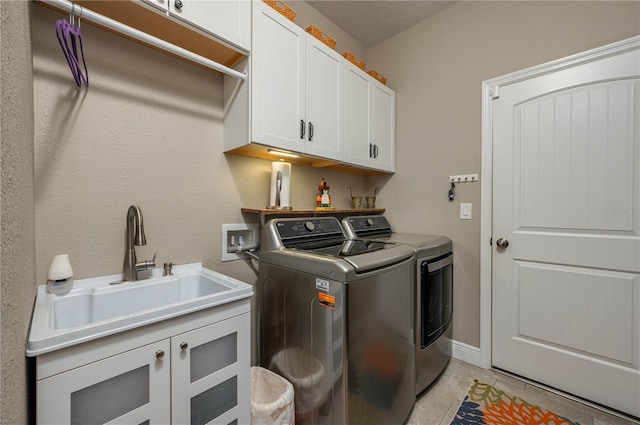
(78, 5, 82, 27)
(70, 3, 75, 25)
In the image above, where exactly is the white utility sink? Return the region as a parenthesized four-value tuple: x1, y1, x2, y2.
(27, 263, 253, 356)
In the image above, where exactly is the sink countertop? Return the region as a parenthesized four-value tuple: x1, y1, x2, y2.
(27, 262, 253, 357)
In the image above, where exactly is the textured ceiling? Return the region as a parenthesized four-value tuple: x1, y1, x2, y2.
(306, 1, 458, 49)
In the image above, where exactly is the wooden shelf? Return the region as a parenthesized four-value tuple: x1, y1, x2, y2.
(242, 208, 384, 215)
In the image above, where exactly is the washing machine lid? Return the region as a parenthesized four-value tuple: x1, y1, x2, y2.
(260, 217, 414, 275)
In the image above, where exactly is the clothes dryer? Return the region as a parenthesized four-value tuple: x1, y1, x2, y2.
(342, 215, 453, 395)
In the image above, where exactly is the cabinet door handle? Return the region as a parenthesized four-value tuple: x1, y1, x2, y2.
(180, 342, 188, 351)
(374, 144, 379, 158)
(369, 143, 374, 158)
(308, 122, 314, 141)
(156, 350, 165, 360)
(300, 120, 305, 139)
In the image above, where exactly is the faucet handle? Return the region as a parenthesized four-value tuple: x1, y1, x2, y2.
(136, 253, 157, 272)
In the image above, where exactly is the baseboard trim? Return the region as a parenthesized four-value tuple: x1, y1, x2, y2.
(451, 339, 481, 367)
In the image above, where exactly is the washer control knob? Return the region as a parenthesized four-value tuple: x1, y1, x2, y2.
(304, 221, 315, 232)
(365, 218, 374, 227)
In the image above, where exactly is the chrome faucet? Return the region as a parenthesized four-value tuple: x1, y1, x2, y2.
(122, 205, 156, 282)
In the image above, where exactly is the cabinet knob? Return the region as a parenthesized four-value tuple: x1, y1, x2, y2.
(174, 0, 183, 10)
(180, 342, 189, 351)
(155, 350, 165, 359)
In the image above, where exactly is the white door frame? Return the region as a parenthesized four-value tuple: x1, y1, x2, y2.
(479, 35, 640, 369)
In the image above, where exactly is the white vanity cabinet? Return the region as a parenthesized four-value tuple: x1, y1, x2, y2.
(227, 0, 343, 161)
(342, 62, 396, 172)
(37, 339, 171, 424)
(35, 305, 251, 425)
(171, 314, 250, 425)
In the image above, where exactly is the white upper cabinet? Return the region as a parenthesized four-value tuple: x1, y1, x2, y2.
(251, 2, 307, 153)
(343, 62, 395, 172)
(168, 0, 250, 52)
(304, 35, 343, 160)
(223, 1, 394, 173)
(137, 0, 251, 51)
(343, 62, 371, 167)
(370, 81, 395, 172)
(250, 1, 342, 161)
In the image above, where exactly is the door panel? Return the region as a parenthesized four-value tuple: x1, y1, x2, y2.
(251, 3, 305, 152)
(305, 35, 342, 160)
(516, 81, 638, 232)
(492, 45, 640, 418)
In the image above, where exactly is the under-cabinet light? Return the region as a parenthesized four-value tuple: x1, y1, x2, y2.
(267, 149, 300, 158)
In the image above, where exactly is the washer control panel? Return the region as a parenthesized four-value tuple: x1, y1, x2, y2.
(346, 215, 392, 234)
(275, 217, 344, 241)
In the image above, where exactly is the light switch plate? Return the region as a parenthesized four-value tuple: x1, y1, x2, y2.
(460, 203, 472, 220)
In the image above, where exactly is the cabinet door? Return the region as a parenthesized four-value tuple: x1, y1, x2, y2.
(251, 1, 306, 153)
(168, 0, 250, 50)
(343, 63, 371, 167)
(304, 35, 343, 161)
(171, 313, 251, 425)
(370, 81, 396, 172)
(37, 340, 170, 425)
(136, 0, 168, 12)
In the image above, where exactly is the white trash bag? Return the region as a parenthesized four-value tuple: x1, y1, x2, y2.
(251, 366, 295, 425)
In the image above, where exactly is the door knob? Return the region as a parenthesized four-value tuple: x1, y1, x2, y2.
(496, 238, 509, 249)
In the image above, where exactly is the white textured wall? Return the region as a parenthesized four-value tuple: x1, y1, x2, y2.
(1, 1, 36, 423)
(365, 1, 640, 347)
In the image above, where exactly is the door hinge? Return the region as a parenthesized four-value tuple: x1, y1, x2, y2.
(489, 86, 500, 99)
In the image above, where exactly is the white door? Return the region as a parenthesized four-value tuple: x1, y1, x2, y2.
(305, 34, 343, 161)
(491, 44, 640, 417)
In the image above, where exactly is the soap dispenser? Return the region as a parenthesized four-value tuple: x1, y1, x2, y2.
(47, 254, 74, 295)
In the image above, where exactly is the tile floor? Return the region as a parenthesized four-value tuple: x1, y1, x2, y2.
(409, 358, 639, 425)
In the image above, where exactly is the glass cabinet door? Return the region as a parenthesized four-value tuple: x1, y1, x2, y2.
(37, 340, 171, 424)
(171, 312, 250, 425)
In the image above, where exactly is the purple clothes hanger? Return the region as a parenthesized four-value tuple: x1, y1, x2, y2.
(56, 4, 89, 87)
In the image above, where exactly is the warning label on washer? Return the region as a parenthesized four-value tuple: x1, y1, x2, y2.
(319, 293, 335, 309)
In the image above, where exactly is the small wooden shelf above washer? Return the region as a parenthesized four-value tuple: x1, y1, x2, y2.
(241, 208, 385, 215)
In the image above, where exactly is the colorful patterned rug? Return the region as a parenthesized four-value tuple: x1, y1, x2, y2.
(450, 379, 581, 425)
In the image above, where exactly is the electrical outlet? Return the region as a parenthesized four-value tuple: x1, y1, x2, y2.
(222, 223, 259, 261)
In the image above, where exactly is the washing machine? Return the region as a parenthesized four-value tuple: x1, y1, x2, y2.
(258, 216, 416, 425)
